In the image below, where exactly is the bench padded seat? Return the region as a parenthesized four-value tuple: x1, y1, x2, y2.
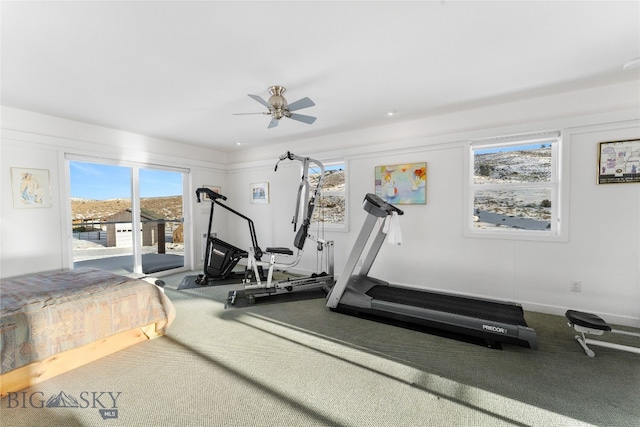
(566, 310, 611, 331)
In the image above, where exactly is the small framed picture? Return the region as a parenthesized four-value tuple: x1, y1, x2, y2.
(250, 182, 269, 204)
(11, 167, 52, 208)
(597, 139, 640, 184)
(201, 185, 221, 201)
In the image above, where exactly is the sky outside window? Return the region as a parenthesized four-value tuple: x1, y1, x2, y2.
(70, 162, 182, 199)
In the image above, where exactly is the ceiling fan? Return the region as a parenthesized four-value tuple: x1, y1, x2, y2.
(233, 86, 316, 129)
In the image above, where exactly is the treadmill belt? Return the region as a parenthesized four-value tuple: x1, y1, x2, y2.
(367, 285, 528, 325)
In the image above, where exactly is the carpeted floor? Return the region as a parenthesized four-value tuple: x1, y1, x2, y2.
(2, 270, 639, 426)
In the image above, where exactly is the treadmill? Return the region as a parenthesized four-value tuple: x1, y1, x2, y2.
(325, 193, 538, 349)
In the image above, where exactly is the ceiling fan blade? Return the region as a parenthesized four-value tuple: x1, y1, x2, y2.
(287, 97, 315, 112)
(267, 117, 279, 129)
(288, 113, 316, 125)
(248, 94, 271, 109)
(232, 112, 269, 115)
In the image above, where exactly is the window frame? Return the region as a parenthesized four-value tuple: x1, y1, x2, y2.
(464, 131, 568, 242)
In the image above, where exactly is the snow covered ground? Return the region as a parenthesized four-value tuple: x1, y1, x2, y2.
(473, 148, 552, 229)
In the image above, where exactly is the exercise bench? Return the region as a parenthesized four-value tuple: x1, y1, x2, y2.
(566, 310, 640, 357)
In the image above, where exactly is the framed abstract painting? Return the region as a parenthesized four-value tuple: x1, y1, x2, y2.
(374, 163, 426, 205)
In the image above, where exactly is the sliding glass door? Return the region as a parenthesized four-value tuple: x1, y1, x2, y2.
(70, 159, 186, 275)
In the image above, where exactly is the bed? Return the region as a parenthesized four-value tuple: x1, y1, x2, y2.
(0, 268, 176, 396)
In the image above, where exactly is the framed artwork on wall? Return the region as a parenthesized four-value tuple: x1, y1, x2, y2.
(374, 162, 427, 204)
(11, 167, 52, 208)
(250, 182, 269, 204)
(597, 139, 640, 184)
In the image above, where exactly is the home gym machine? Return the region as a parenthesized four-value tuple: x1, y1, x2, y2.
(226, 151, 334, 305)
(325, 193, 538, 349)
(195, 187, 264, 285)
(566, 309, 640, 357)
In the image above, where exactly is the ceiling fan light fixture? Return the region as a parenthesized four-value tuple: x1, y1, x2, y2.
(268, 95, 287, 109)
(268, 85, 286, 96)
(236, 86, 316, 128)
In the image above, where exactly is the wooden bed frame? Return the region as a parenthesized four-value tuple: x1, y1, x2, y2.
(1, 322, 164, 397)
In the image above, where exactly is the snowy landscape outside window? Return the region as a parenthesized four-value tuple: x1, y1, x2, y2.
(309, 161, 346, 226)
(467, 132, 562, 239)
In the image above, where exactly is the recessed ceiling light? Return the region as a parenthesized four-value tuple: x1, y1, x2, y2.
(387, 110, 397, 116)
(236, 142, 242, 146)
(622, 57, 640, 70)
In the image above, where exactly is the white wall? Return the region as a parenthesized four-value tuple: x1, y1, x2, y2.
(1, 142, 65, 275)
(2, 80, 639, 327)
(1, 107, 226, 278)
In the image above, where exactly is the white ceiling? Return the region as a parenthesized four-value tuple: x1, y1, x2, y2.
(2, 1, 639, 153)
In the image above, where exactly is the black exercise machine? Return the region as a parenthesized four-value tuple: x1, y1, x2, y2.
(195, 187, 264, 285)
(325, 193, 538, 349)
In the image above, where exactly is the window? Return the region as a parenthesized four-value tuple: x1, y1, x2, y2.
(466, 131, 564, 241)
(308, 161, 346, 227)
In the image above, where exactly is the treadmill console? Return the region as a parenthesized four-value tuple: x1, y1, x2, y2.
(363, 193, 404, 217)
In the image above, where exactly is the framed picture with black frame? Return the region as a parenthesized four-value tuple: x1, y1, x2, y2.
(597, 139, 640, 184)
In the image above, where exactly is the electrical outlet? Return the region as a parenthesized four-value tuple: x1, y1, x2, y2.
(570, 280, 582, 292)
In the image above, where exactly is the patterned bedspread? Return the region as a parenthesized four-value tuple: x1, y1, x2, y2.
(0, 268, 175, 374)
